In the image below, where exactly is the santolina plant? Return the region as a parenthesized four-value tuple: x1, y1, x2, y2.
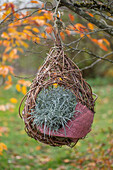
(28, 86, 78, 136)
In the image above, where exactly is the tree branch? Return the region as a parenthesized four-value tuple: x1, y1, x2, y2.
(72, 1, 112, 14)
(60, 0, 113, 37)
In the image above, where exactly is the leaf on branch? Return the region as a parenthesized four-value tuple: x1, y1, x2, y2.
(69, 14, 74, 22)
(32, 37, 40, 43)
(45, 26, 53, 34)
(19, 40, 29, 48)
(91, 38, 109, 51)
(24, 26, 32, 30)
(87, 23, 94, 30)
(32, 27, 39, 33)
(0, 65, 14, 80)
(60, 32, 65, 40)
(30, 0, 39, 3)
(75, 23, 88, 33)
(21, 86, 27, 95)
(18, 79, 31, 86)
(4, 46, 11, 53)
(44, 12, 53, 20)
(101, 38, 110, 46)
(4, 75, 12, 89)
(23, 30, 34, 37)
(16, 84, 21, 92)
(86, 12, 94, 17)
(3, 41, 10, 47)
(0, 40, 2, 45)
(1, 32, 9, 39)
(41, 33, 47, 39)
(65, 29, 71, 35)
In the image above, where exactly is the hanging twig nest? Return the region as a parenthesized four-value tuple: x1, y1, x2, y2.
(19, 32, 96, 147)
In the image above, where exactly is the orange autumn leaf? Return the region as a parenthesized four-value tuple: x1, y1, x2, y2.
(65, 29, 71, 35)
(4, 46, 11, 53)
(10, 98, 18, 104)
(32, 16, 45, 21)
(0, 65, 9, 77)
(18, 79, 25, 84)
(7, 75, 12, 82)
(19, 40, 29, 48)
(36, 146, 41, 151)
(17, 48, 24, 53)
(44, 12, 52, 20)
(86, 12, 94, 17)
(23, 30, 33, 36)
(21, 86, 27, 95)
(69, 14, 74, 22)
(91, 38, 108, 51)
(1, 32, 9, 39)
(87, 23, 94, 30)
(32, 37, 40, 43)
(24, 26, 32, 30)
(45, 26, 53, 34)
(31, 0, 38, 3)
(2, 54, 9, 62)
(60, 32, 65, 40)
(4, 75, 12, 89)
(8, 27, 16, 33)
(41, 33, 47, 39)
(0, 40, 2, 45)
(75, 23, 87, 33)
(32, 27, 39, 33)
(41, 3, 44, 8)
(9, 49, 19, 60)
(80, 33, 85, 38)
(101, 38, 110, 46)
(18, 79, 31, 86)
(98, 39, 108, 51)
(3, 40, 10, 47)
(34, 19, 45, 26)
(0, 143, 7, 156)
(4, 83, 12, 90)
(16, 84, 21, 92)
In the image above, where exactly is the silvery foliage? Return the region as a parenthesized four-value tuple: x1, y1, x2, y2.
(28, 86, 77, 136)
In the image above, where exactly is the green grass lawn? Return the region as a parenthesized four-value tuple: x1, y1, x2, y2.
(0, 78, 113, 170)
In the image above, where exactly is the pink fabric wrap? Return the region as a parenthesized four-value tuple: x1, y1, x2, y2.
(38, 103, 94, 142)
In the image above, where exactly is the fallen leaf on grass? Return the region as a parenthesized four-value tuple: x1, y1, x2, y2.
(0, 126, 9, 135)
(25, 165, 31, 170)
(15, 155, 22, 160)
(63, 159, 70, 163)
(10, 98, 18, 104)
(56, 165, 66, 170)
(0, 103, 14, 111)
(36, 146, 41, 151)
(39, 156, 51, 164)
(0, 143, 7, 155)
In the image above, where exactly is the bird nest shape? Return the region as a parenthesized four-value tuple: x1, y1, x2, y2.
(19, 40, 96, 147)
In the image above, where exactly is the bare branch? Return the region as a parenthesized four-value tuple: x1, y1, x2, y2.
(81, 51, 113, 71)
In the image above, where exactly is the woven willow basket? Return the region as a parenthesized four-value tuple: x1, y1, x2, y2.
(19, 32, 96, 147)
